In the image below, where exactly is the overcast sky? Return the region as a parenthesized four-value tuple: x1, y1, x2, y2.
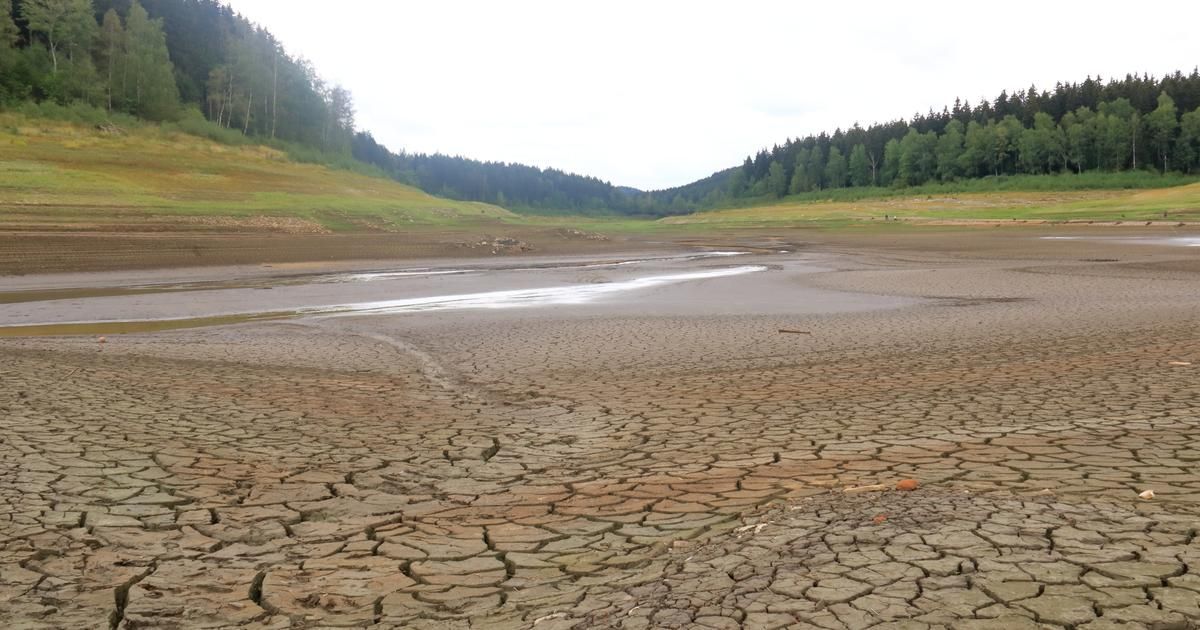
(222, 0, 1199, 190)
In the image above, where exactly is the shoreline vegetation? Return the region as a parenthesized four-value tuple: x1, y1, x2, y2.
(3, 108, 1200, 234)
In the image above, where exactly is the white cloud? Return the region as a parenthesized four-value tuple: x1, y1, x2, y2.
(222, 0, 1200, 189)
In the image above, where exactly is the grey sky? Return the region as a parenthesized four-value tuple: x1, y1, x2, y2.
(222, 0, 1199, 190)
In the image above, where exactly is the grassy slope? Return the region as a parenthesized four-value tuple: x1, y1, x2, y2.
(661, 185, 1200, 229)
(0, 114, 514, 233)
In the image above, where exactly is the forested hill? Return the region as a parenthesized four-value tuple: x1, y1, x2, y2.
(671, 72, 1200, 208)
(350, 133, 654, 216)
(3, 0, 355, 151)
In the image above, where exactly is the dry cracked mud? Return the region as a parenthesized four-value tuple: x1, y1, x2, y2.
(1, 233, 1198, 629)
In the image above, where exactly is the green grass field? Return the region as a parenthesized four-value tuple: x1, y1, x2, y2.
(660, 185, 1200, 229)
(0, 114, 513, 233)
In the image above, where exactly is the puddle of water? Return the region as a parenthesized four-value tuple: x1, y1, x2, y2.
(1040, 236, 1200, 247)
(0, 265, 768, 335)
(306, 265, 769, 316)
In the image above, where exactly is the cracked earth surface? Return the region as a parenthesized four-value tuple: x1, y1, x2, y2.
(1, 238, 1198, 629)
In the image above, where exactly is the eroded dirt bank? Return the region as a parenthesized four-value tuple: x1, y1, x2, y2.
(1, 231, 1198, 629)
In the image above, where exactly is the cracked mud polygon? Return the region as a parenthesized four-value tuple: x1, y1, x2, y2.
(2, 233, 1198, 629)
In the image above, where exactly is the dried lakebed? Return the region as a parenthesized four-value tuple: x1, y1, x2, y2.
(1, 240, 1198, 629)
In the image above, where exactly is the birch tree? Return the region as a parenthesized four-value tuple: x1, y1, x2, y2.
(97, 9, 124, 111)
(20, 0, 95, 74)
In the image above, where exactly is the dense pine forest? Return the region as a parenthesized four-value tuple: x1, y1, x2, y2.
(1, 0, 355, 152)
(690, 73, 1200, 208)
(3, 0, 1199, 216)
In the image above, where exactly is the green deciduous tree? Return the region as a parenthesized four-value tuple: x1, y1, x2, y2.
(19, 0, 95, 74)
(1145, 91, 1179, 172)
(824, 146, 847, 188)
(97, 8, 123, 111)
(848, 144, 871, 187)
(1099, 99, 1137, 171)
(122, 0, 179, 120)
(766, 160, 787, 198)
(897, 128, 936, 185)
(0, 0, 24, 103)
(881, 138, 900, 186)
(1177, 108, 1200, 173)
(1062, 109, 1095, 173)
(806, 146, 825, 191)
(0, 0, 17, 49)
(1018, 113, 1064, 174)
(1096, 117, 1125, 170)
(324, 84, 355, 152)
(727, 167, 748, 197)
(993, 116, 1023, 175)
(959, 121, 989, 177)
(935, 120, 965, 181)
(788, 148, 810, 194)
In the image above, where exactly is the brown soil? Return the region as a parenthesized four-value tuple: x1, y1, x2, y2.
(1, 228, 1198, 628)
(0, 227, 636, 276)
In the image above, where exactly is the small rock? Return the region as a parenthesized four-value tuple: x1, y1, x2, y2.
(1138, 489, 1155, 500)
(895, 479, 920, 492)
